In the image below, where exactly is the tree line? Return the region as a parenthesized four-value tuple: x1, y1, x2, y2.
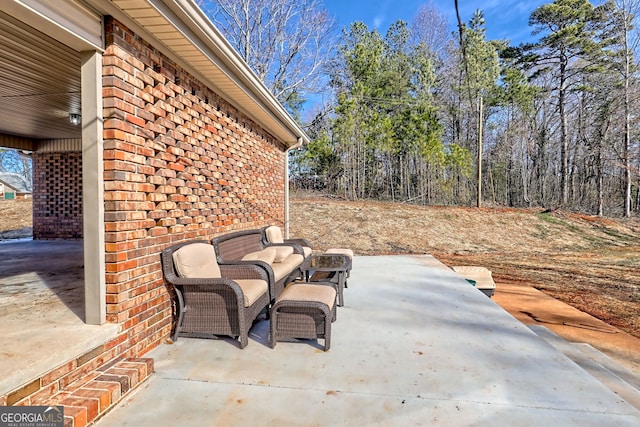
(203, 0, 640, 217)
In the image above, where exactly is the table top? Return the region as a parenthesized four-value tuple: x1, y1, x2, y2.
(302, 254, 350, 271)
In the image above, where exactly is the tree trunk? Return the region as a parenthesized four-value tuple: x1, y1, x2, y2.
(559, 56, 569, 207)
(623, 31, 632, 217)
(477, 95, 483, 208)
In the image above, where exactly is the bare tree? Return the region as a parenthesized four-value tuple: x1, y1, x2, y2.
(198, 0, 337, 111)
(411, 2, 450, 63)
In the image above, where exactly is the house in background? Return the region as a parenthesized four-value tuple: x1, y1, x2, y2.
(0, 171, 32, 199)
(0, 0, 308, 422)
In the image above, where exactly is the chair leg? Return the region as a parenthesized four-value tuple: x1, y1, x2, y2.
(269, 306, 277, 349)
(324, 308, 331, 351)
(172, 287, 186, 341)
(239, 335, 248, 349)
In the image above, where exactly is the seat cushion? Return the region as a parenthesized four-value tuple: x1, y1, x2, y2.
(271, 253, 304, 281)
(172, 243, 221, 278)
(242, 247, 277, 264)
(235, 279, 269, 307)
(325, 248, 354, 259)
(265, 225, 284, 243)
(278, 284, 336, 308)
(271, 262, 293, 282)
(302, 246, 312, 258)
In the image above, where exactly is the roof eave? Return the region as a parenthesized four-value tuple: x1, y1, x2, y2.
(95, 0, 308, 148)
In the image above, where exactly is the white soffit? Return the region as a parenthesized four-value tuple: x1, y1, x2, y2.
(1, 0, 103, 51)
(0, 9, 83, 139)
(108, 0, 308, 147)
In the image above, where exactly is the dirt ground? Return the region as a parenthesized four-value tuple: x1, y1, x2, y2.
(2, 196, 640, 371)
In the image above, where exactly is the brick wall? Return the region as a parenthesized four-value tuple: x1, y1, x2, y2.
(2, 17, 289, 419)
(32, 152, 83, 239)
(102, 17, 286, 355)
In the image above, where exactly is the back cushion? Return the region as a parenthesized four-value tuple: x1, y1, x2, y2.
(273, 245, 294, 262)
(242, 247, 277, 264)
(265, 226, 284, 243)
(172, 243, 221, 278)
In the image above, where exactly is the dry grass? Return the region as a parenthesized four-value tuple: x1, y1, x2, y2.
(0, 198, 32, 239)
(290, 192, 640, 338)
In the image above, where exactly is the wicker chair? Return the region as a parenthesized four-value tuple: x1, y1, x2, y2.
(161, 240, 271, 348)
(261, 225, 313, 258)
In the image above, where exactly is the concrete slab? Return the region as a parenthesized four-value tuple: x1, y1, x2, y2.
(97, 255, 640, 426)
(531, 325, 640, 411)
(0, 240, 118, 395)
(492, 276, 640, 375)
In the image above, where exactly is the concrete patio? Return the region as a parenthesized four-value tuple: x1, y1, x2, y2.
(96, 255, 640, 426)
(0, 240, 119, 398)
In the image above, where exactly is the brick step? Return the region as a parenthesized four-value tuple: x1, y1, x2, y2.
(45, 358, 154, 427)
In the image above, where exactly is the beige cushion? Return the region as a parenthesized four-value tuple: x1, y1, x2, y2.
(235, 279, 268, 307)
(242, 247, 277, 264)
(265, 226, 284, 243)
(452, 266, 496, 290)
(279, 284, 336, 308)
(325, 248, 354, 259)
(302, 246, 312, 258)
(271, 262, 292, 282)
(271, 253, 304, 281)
(273, 245, 294, 262)
(172, 243, 221, 278)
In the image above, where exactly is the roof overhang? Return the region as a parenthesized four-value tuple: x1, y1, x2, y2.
(88, 0, 309, 148)
(1, 0, 104, 52)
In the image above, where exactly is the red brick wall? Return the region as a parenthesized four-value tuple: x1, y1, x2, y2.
(2, 16, 289, 417)
(102, 17, 286, 355)
(32, 152, 83, 239)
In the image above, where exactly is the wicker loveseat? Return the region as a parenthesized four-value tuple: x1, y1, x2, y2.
(211, 229, 305, 302)
(161, 240, 271, 348)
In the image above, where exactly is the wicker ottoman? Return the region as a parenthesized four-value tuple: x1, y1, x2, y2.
(270, 282, 337, 351)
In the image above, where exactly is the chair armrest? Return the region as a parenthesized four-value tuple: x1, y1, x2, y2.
(167, 276, 246, 300)
(284, 238, 312, 249)
(218, 259, 277, 302)
(219, 263, 268, 282)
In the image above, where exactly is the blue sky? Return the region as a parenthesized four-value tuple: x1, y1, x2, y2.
(323, 0, 548, 45)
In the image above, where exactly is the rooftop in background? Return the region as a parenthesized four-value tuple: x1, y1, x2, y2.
(0, 171, 31, 193)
